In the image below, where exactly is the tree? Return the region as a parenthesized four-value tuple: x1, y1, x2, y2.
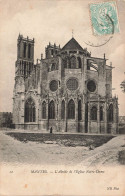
(120, 80, 125, 93)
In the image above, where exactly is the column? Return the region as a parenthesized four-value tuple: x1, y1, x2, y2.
(38, 103, 41, 122)
(18, 62, 20, 75)
(27, 62, 29, 76)
(75, 98, 78, 132)
(22, 61, 24, 75)
(58, 99, 61, 132)
(88, 102, 90, 133)
(113, 99, 118, 134)
(82, 97, 85, 133)
(26, 62, 28, 77)
(104, 101, 107, 133)
(31, 44, 34, 60)
(55, 99, 58, 132)
(35, 67, 37, 87)
(65, 98, 68, 132)
(46, 99, 49, 131)
(26, 42, 28, 59)
(21, 61, 23, 75)
(21, 96, 25, 125)
(97, 100, 100, 134)
(38, 108, 39, 130)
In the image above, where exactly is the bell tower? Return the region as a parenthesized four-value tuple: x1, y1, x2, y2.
(15, 34, 35, 78)
(45, 42, 60, 58)
(13, 34, 35, 127)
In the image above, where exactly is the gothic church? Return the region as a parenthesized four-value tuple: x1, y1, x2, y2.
(13, 34, 119, 133)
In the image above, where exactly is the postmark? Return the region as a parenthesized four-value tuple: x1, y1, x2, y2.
(89, 1, 120, 36)
(83, 35, 113, 47)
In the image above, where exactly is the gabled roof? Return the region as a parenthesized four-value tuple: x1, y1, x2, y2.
(61, 37, 84, 51)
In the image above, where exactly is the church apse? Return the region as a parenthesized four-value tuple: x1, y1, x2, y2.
(13, 35, 119, 134)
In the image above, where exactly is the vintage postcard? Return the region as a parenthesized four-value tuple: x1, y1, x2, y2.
(0, 0, 125, 195)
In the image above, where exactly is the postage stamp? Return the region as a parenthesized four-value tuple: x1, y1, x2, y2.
(89, 1, 120, 36)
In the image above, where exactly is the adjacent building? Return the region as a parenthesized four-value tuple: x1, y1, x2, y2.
(0, 112, 13, 128)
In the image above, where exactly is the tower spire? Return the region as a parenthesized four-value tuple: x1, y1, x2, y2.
(72, 29, 74, 38)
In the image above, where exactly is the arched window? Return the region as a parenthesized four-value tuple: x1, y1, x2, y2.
(56, 64, 58, 70)
(24, 61, 26, 77)
(108, 104, 113, 122)
(25, 98, 36, 122)
(29, 63, 31, 74)
(100, 106, 103, 121)
(28, 44, 31, 58)
(42, 101, 46, 119)
(49, 100, 55, 119)
(91, 106, 97, 121)
(78, 100, 82, 120)
(51, 49, 54, 56)
(63, 58, 67, 68)
(23, 42, 26, 58)
(66, 57, 71, 68)
(68, 99, 75, 119)
(51, 63, 56, 71)
(61, 100, 65, 119)
(70, 56, 76, 69)
(77, 57, 82, 68)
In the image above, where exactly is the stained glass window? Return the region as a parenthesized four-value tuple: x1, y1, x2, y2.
(91, 106, 97, 121)
(70, 56, 76, 68)
(42, 101, 46, 119)
(51, 63, 56, 71)
(25, 98, 35, 122)
(100, 106, 103, 121)
(50, 80, 58, 92)
(77, 57, 82, 68)
(49, 100, 55, 119)
(108, 104, 113, 122)
(67, 78, 78, 91)
(23, 42, 26, 58)
(78, 100, 82, 120)
(87, 80, 96, 92)
(68, 99, 75, 119)
(28, 44, 31, 59)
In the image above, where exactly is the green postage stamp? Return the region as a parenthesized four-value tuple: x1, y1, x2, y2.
(89, 1, 120, 36)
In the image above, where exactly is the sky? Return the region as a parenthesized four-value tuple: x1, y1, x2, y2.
(0, 0, 125, 115)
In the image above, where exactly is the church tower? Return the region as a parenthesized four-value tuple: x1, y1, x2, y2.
(13, 34, 35, 127)
(45, 42, 60, 58)
(15, 34, 34, 78)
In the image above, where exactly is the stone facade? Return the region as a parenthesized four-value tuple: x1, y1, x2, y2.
(13, 35, 119, 134)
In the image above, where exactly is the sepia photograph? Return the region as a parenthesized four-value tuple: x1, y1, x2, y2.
(0, 0, 125, 195)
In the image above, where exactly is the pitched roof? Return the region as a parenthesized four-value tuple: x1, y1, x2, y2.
(61, 37, 84, 51)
